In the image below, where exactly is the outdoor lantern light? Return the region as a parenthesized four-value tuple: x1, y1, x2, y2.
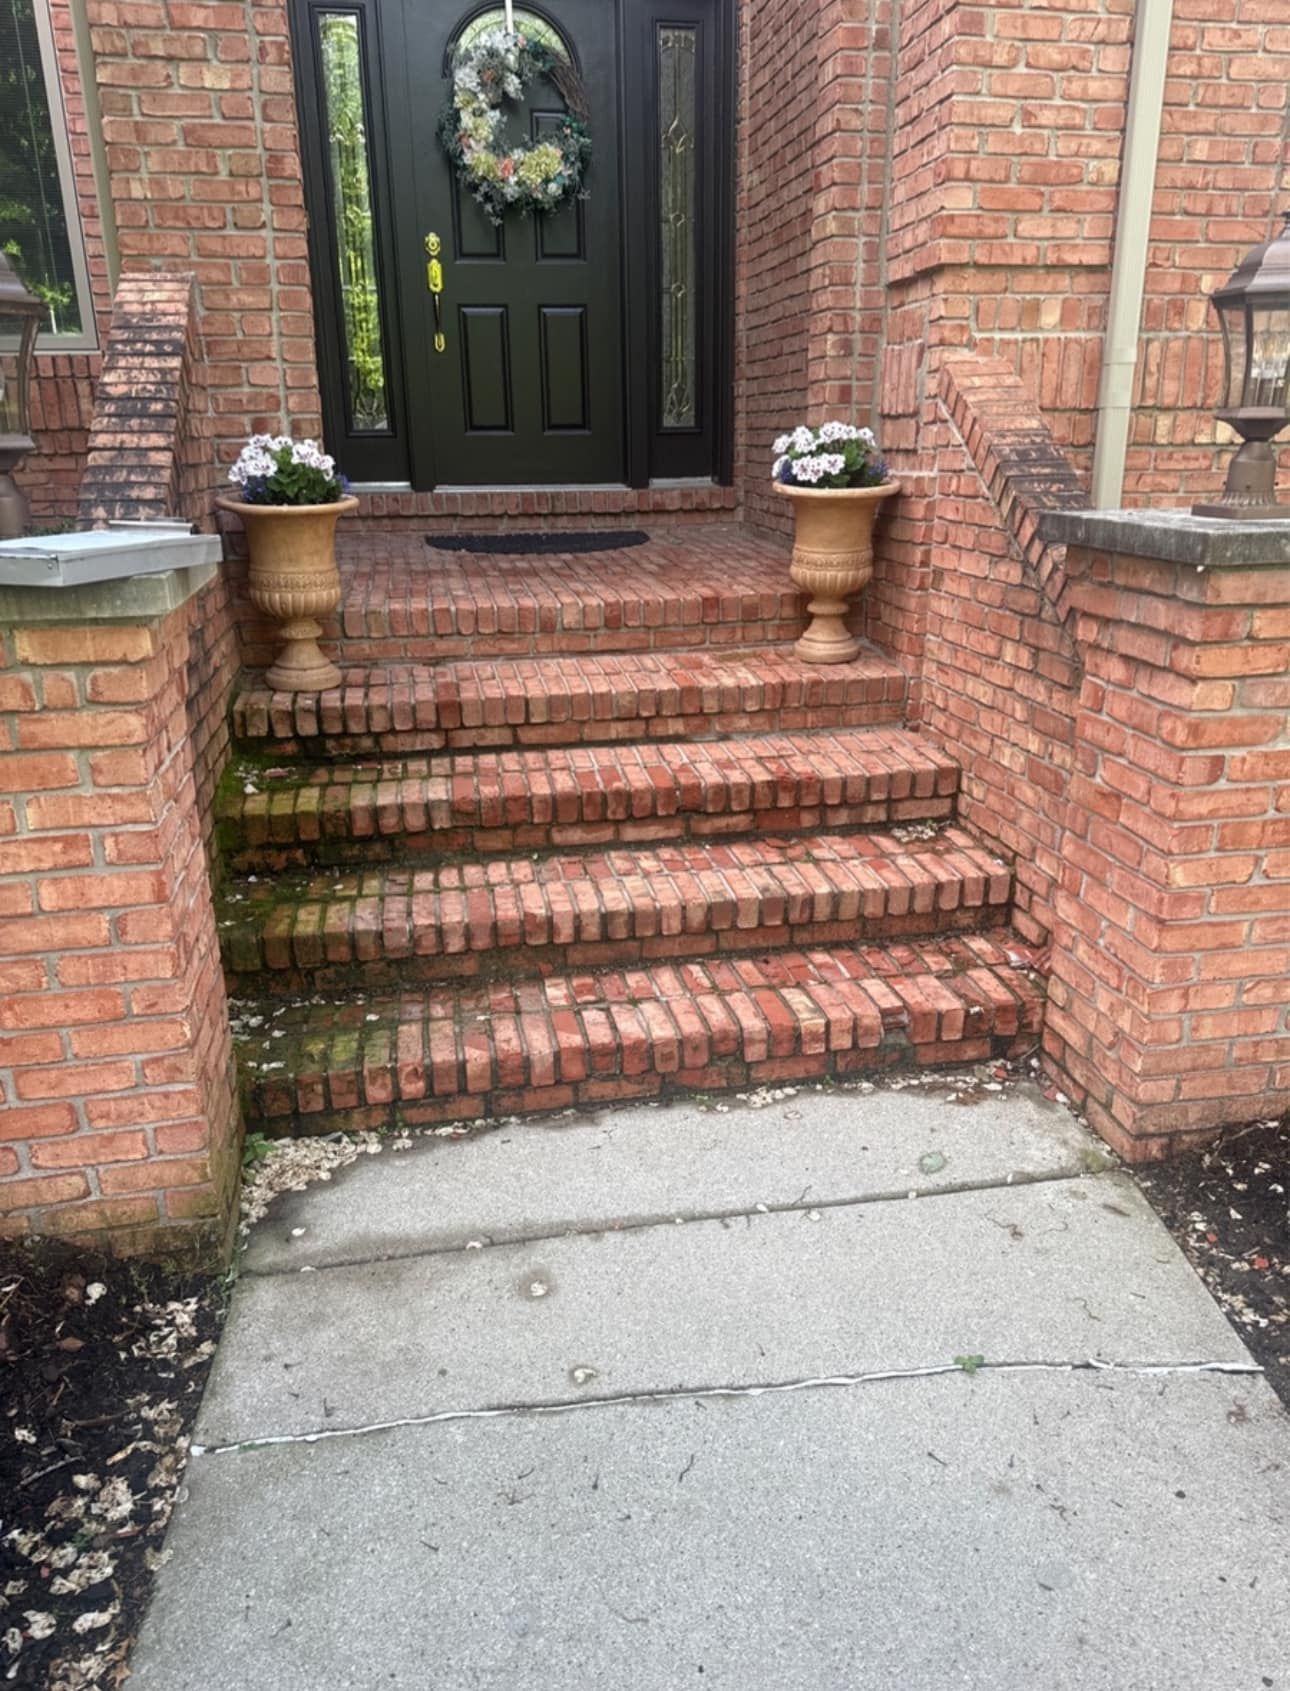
(0, 250, 44, 541)
(1194, 210, 1290, 521)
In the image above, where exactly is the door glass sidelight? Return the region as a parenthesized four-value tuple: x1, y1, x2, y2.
(318, 10, 390, 432)
(294, 0, 409, 483)
(624, 0, 733, 484)
(658, 25, 697, 432)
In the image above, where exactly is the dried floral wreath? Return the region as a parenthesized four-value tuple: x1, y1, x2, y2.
(439, 27, 591, 224)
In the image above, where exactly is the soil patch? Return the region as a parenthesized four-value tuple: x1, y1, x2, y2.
(0, 1242, 225, 1689)
(1136, 1118, 1289, 1409)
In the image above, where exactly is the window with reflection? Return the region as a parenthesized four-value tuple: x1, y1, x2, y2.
(0, 0, 93, 343)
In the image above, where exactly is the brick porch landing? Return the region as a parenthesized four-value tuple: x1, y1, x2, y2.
(233, 524, 811, 670)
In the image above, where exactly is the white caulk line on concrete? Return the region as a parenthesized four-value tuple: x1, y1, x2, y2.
(192, 1356, 1263, 1457)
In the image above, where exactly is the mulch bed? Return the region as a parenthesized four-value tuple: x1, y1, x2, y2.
(1136, 1117, 1290, 1409)
(0, 1243, 225, 1689)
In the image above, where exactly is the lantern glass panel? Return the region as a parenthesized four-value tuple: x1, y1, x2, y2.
(1215, 297, 1247, 412)
(0, 311, 36, 439)
(1246, 306, 1290, 411)
(0, 360, 14, 436)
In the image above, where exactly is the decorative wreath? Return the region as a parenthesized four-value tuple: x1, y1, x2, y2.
(439, 28, 591, 225)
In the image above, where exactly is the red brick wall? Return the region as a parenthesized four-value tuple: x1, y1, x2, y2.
(892, 348, 1290, 1161)
(1047, 532, 1290, 1157)
(879, 0, 1290, 511)
(79, 273, 217, 527)
(186, 569, 237, 862)
(78, 274, 236, 862)
(921, 355, 1087, 948)
(1127, 7, 1290, 504)
(1, 267, 241, 1255)
(26, 0, 1290, 520)
(734, 0, 819, 526)
(869, 0, 1290, 784)
(0, 596, 240, 1255)
(82, 0, 323, 471)
(735, 0, 896, 530)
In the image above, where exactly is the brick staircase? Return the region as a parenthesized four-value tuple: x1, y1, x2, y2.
(218, 529, 1046, 1137)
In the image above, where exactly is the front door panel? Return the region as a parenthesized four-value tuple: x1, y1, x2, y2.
(394, 0, 625, 486)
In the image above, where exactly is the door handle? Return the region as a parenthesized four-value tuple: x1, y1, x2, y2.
(425, 232, 445, 353)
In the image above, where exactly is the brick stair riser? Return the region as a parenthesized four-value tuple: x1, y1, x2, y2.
(232, 653, 908, 758)
(224, 906, 1012, 997)
(219, 734, 961, 871)
(232, 702, 905, 760)
(219, 832, 1013, 992)
(328, 616, 808, 667)
(224, 794, 958, 873)
(237, 948, 1046, 1137)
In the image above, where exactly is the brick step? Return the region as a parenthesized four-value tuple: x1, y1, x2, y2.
(231, 646, 909, 757)
(219, 729, 960, 870)
(238, 525, 807, 667)
(235, 932, 1048, 1136)
(219, 827, 1012, 992)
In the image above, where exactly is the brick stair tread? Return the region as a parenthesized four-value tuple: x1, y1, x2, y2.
(231, 645, 908, 751)
(221, 827, 1011, 980)
(221, 729, 959, 861)
(235, 932, 1046, 1131)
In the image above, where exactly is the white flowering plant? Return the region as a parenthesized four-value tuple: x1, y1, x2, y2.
(227, 435, 348, 506)
(772, 421, 889, 490)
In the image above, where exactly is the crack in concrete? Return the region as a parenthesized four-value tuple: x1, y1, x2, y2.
(244, 1163, 1107, 1279)
(193, 1356, 1262, 1458)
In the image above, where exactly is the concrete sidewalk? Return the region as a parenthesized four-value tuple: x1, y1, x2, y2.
(128, 1083, 1290, 1690)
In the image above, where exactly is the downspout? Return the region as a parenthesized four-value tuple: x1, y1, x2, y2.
(1090, 0, 1175, 508)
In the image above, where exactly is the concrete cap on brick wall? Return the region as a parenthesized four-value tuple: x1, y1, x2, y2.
(1040, 508, 1290, 569)
(0, 562, 218, 626)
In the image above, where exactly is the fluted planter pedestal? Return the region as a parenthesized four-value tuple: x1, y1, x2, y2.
(774, 480, 899, 664)
(218, 495, 357, 692)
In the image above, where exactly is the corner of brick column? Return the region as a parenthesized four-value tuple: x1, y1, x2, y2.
(0, 566, 241, 1265)
(1038, 509, 1290, 1163)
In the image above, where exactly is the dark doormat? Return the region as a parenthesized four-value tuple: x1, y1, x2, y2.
(427, 529, 650, 555)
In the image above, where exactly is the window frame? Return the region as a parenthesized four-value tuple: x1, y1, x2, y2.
(1, 0, 98, 353)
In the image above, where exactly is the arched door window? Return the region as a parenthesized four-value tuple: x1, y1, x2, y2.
(452, 7, 570, 61)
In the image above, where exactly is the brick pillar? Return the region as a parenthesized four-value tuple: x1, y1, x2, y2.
(0, 565, 240, 1260)
(1042, 510, 1290, 1161)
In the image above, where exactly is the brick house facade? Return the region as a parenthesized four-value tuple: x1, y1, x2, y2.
(3, 0, 1290, 1256)
(17, 0, 1289, 524)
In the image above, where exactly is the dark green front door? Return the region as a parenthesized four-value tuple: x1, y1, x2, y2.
(293, 0, 734, 490)
(394, 0, 624, 485)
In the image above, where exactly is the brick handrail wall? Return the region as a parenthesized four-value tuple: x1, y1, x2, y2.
(938, 357, 1088, 617)
(79, 274, 216, 530)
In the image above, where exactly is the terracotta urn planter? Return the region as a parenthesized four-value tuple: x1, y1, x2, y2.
(774, 480, 899, 664)
(217, 495, 357, 692)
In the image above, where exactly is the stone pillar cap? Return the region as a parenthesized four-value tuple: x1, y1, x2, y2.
(1040, 507, 1290, 568)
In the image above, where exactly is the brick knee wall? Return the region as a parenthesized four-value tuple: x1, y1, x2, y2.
(1045, 530, 1290, 1159)
(0, 587, 240, 1258)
